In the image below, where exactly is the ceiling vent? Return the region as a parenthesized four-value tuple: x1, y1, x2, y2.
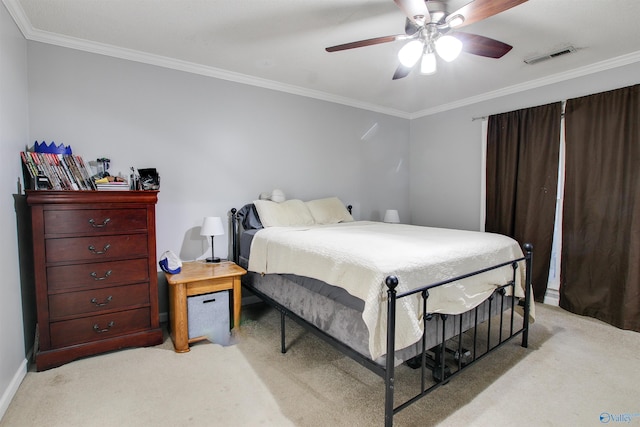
(524, 45, 577, 65)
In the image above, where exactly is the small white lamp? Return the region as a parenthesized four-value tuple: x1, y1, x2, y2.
(200, 216, 225, 263)
(383, 210, 400, 224)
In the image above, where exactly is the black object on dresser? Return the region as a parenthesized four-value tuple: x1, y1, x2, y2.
(26, 190, 163, 371)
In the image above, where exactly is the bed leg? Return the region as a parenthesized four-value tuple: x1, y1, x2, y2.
(385, 276, 398, 427)
(280, 310, 287, 354)
(522, 243, 533, 348)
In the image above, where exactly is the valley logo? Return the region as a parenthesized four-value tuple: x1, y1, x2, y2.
(600, 412, 640, 423)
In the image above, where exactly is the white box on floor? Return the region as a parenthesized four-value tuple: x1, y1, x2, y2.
(187, 290, 230, 342)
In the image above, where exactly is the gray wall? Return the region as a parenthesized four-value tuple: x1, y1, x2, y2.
(409, 62, 640, 231)
(27, 42, 411, 262)
(0, 1, 29, 416)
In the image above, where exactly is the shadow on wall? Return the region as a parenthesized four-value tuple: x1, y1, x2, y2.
(178, 226, 210, 262)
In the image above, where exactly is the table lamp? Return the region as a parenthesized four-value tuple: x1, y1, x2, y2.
(383, 209, 400, 224)
(200, 216, 225, 262)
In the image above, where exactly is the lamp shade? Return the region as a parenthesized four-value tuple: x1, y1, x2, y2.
(200, 216, 224, 237)
(383, 210, 400, 224)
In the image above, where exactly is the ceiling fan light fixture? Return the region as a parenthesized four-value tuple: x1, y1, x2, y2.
(420, 52, 437, 75)
(446, 14, 465, 28)
(435, 35, 463, 62)
(398, 40, 424, 67)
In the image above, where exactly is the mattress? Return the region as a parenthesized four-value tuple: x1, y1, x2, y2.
(247, 221, 526, 360)
(239, 230, 519, 366)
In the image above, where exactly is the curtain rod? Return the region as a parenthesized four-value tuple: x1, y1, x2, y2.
(473, 100, 568, 122)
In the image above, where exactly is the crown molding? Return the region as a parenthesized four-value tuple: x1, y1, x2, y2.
(409, 50, 640, 119)
(2, 0, 410, 119)
(5, 0, 638, 121)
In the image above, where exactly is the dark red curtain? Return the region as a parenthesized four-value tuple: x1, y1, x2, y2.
(561, 84, 640, 332)
(486, 102, 562, 302)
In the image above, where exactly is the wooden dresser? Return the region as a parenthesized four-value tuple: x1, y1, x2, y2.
(26, 190, 163, 371)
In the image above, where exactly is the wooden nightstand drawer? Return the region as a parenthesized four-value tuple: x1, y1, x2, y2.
(49, 283, 150, 320)
(50, 307, 151, 348)
(46, 234, 148, 263)
(44, 208, 147, 235)
(47, 258, 149, 292)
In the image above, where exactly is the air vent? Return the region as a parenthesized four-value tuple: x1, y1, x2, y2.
(524, 45, 577, 65)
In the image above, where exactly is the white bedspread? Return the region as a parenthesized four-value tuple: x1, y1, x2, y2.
(248, 221, 528, 360)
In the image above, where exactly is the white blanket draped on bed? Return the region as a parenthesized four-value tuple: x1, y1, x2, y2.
(248, 221, 528, 361)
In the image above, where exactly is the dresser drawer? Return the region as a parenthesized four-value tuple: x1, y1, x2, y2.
(50, 307, 151, 348)
(44, 208, 147, 235)
(46, 234, 148, 263)
(48, 259, 149, 292)
(49, 283, 150, 320)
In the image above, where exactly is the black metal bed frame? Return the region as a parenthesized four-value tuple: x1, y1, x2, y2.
(230, 208, 532, 426)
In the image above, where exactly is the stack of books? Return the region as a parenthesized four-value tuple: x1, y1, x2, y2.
(20, 151, 96, 191)
(95, 181, 130, 191)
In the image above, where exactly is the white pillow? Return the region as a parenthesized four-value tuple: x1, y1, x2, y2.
(253, 199, 315, 227)
(306, 197, 353, 224)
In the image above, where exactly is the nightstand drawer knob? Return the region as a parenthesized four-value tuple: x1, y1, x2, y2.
(88, 243, 111, 255)
(93, 321, 115, 333)
(90, 295, 113, 307)
(90, 270, 113, 281)
(88, 218, 111, 228)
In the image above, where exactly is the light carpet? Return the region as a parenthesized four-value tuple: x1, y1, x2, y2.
(2, 303, 639, 426)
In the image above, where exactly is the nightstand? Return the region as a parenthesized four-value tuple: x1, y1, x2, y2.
(165, 261, 246, 353)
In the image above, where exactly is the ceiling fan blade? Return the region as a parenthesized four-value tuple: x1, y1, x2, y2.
(326, 34, 408, 52)
(455, 32, 513, 58)
(394, 0, 430, 25)
(452, 0, 528, 28)
(392, 64, 413, 80)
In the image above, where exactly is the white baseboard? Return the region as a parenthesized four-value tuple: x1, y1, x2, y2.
(543, 288, 560, 306)
(0, 358, 27, 421)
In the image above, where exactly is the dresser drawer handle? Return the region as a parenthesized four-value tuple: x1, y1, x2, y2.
(93, 321, 115, 333)
(89, 218, 111, 228)
(88, 243, 111, 255)
(90, 296, 113, 307)
(90, 270, 113, 281)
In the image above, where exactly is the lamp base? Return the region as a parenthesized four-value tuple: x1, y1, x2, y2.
(205, 257, 221, 263)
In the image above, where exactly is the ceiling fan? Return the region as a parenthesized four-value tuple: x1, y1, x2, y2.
(325, 0, 529, 80)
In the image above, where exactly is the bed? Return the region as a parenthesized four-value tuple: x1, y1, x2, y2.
(231, 197, 533, 426)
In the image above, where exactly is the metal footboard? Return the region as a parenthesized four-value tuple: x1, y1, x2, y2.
(383, 243, 533, 426)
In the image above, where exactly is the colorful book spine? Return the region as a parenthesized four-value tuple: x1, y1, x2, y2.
(20, 151, 98, 191)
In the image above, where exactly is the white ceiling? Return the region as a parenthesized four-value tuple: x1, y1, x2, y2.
(6, 0, 640, 118)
